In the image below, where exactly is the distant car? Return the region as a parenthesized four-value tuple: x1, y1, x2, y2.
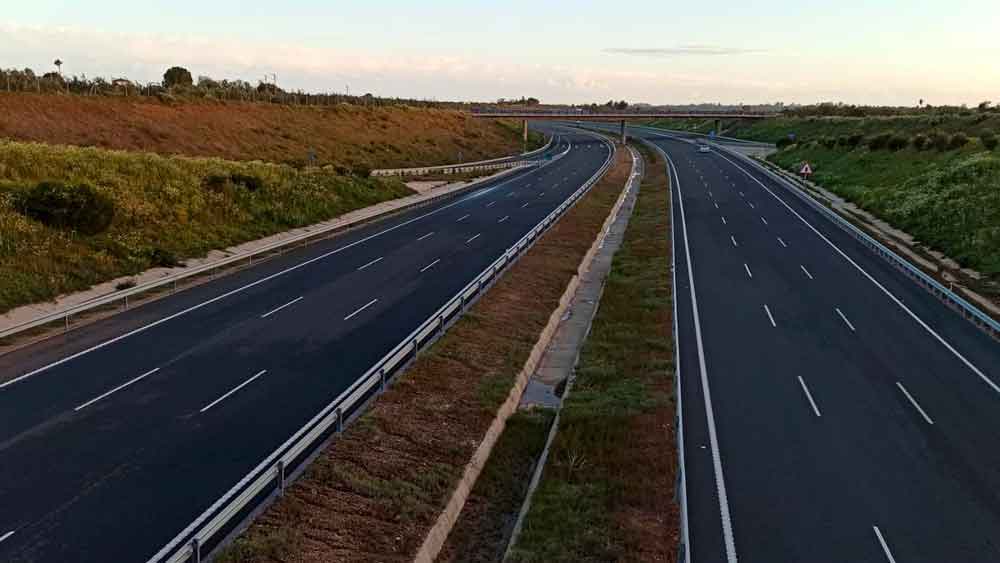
(698, 144, 711, 153)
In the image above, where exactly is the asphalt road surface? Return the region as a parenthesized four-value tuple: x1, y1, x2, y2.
(0, 126, 612, 563)
(639, 128, 1000, 563)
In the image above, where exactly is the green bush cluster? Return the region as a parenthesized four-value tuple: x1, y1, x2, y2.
(16, 181, 115, 235)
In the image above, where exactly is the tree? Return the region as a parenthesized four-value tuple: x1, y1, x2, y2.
(162, 66, 193, 88)
(614, 100, 629, 110)
(53, 59, 63, 76)
(978, 100, 992, 112)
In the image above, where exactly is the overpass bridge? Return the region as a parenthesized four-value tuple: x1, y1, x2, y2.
(470, 111, 776, 144)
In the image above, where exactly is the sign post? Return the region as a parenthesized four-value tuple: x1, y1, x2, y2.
(799, 162, 813, 180)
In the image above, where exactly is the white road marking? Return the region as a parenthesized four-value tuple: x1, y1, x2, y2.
(708, 191, 714, 198)
(731, 235, 738, 247)
(721, 216, 727, 225)
(538, 192, 545, 197)
(760, 216, 769, 225)
(714, 202, 719, 209)
(498, 215, 509, 223)
(456, 214, 470, 222)
(466, 233, 482, 244)
(260, 296, 304, 319)
(777, 236, 788, 248)
(896, 381, 934, 425)
(664, 150, 738, 563)
(800, 265, 814, 280)
(764, 304, 777, 327)
(0, 531, 13, 544)
(486, 201, 497, 208)
(739, 191, 745, 197)
(714, 150, 1000, 395)
(744, 263, 753, 279)
(521, 202, 530, 208)
(74, 368, 161, 411)
(797, 376, 822, 417)
(357, 256, 383, 271)
(344, 298, 378, 321)
(420, 259, 440, 273)
(748, 201, 755, 209)
(417, 231, 434, 241)
(873, 526, 898, 563)
(200, 369, 268, 413)
(835, 308, 856, 332)
(507, 192, 516, 198)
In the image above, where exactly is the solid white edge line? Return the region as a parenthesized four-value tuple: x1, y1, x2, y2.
(713, 150, 1000, 394)
(873, 526, 898, 563)
(420, 259, 440, 273)
(896, 381, 935, 425)
(744, 263, 753, 279)
(74, 367, 161, 411)
(836, 307, 857, 332)
(797, 376, 822, 417)
(0, 530, 13, 544)
(764, 304, 777, 328)
(344, 298, 378, 321)
(200, 369, 268, 413)
(260, 296, 304, 319)
(1, 163, 553, 391)
(466, 233, 481, 244)
(417, 231, 434, 241)
(663, 148, 739, 563)
(357, 256, 383, 271)
(800, 265, 814, 280)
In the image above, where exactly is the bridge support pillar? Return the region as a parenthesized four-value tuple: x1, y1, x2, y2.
(620, 120, 627, 145)
(715, 118, 722, 137)
(523, 119, 528, 152)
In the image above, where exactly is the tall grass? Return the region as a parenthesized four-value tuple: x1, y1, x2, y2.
(0, 140, 412, 313)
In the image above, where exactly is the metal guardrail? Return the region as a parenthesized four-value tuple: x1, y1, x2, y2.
(0, 141, 572, 343)
(147, 135, 616, 563)
(370, 136, 555, 177)
(717, 145, 1000, 339)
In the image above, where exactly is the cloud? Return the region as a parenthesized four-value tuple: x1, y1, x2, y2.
(604, 45, 764, 57)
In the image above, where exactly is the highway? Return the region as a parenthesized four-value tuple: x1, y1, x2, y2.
(0, 126, 612, 562)
(639, 128, 1000, 562)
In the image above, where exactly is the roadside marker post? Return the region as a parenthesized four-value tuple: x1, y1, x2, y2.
(799, 162, 813, 180)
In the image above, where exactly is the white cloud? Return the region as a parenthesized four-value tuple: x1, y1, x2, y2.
(604, 45, 764, 57)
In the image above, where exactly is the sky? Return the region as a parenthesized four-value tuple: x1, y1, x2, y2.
(3, 1, 999, 106)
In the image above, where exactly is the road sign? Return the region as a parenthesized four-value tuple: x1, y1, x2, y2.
(709, 130, 717, 139)
(800, 162, 813, 177)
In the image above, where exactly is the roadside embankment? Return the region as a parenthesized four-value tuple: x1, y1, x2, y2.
(214, 145, 632, 563)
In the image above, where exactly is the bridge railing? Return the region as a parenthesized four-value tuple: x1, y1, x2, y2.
(370, 135, 555, 177)
(145, 135, 616, 563)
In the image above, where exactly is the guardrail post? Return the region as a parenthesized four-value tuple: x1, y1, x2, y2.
(64, 314, 69, 332)
(336, 408, 344, 433)
(124, 295, 129, 311)
(438, 315, 445, 335)
(191, 538, 201, 563)
(379, 369, 387, 393)
(277, 460, 286, 496)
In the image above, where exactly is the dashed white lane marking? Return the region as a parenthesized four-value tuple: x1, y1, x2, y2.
(835, 307, 856, 332)
(417, 231, 434, 241)
(0, 531, 14, 544)
(896, 381, 935, 425)
(798, 376, 822, 417)
(731, 235, 738, 247)
(498, 215, 510, 223)
(486, 201, 497, 208)
(761, 216, 769, 225)
(714, 202, 719, 209)
(74, 368, 161, 411)
(466, 233, 482, 244)
(800, 265, 815, 280)
(739, 191, 745, 197)
(507, 192, 516, 198)
(748, 201, 755, 209)
(260, 296, 305, 319)
(538, 192, 545, 197)
(200, 369, 269, 413)
(721, 216, 728, 225)
(744, 263, 753, 279)
(344, 298, 378, 321)
(777, 236, 788, 248)
(357, 256, 383, 271)
(420, 258, 440, 273)
(764, 304, 777, 327)
(521, 202, 530, 208)
(873, 526, 898, 563)
(456, 214, 470, 222)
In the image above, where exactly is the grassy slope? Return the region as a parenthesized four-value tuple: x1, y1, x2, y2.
(0, 93, 535, 171)
(725, 113, 1000, 144)
(769, 142, 1000, 277)
(510, 145, 677, 562)
(0, 140, 412, 313)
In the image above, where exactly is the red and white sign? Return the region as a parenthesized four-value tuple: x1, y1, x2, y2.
(799, 162, 813, 176)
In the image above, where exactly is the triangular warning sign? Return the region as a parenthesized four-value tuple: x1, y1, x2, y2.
(800, 162, 813, 176)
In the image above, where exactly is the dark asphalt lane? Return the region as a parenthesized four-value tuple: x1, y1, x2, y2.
(643, 129, 1000, 563)
(0, 127, 613, 562)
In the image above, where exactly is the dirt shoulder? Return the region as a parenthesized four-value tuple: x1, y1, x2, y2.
(215, 146, 631, 563)
(0, 93, 526, 170)
(508, 144, 677, 562)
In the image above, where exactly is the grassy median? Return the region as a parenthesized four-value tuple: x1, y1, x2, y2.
(509, 144, 678, 563)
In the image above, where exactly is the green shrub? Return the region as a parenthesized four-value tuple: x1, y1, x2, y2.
(912, 134, 928, 150)
(203, 173, 265, 193)
(846, 133, 865, 148)
(867, 132, 892, 150)
(821, 136, 838, 149)
(949, 133, 969, 150)
(148, 247, 182, 268)
(981, 133, 998, 151)
(775, 137, 794, 149)
(888, 135, 909, 151)
(17, 181, 115, 235)
(929, 131, 950, 151)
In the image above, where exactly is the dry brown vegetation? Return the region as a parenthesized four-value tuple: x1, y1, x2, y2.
(0, 93, 528, 171)
(215, 146, 631, 563)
